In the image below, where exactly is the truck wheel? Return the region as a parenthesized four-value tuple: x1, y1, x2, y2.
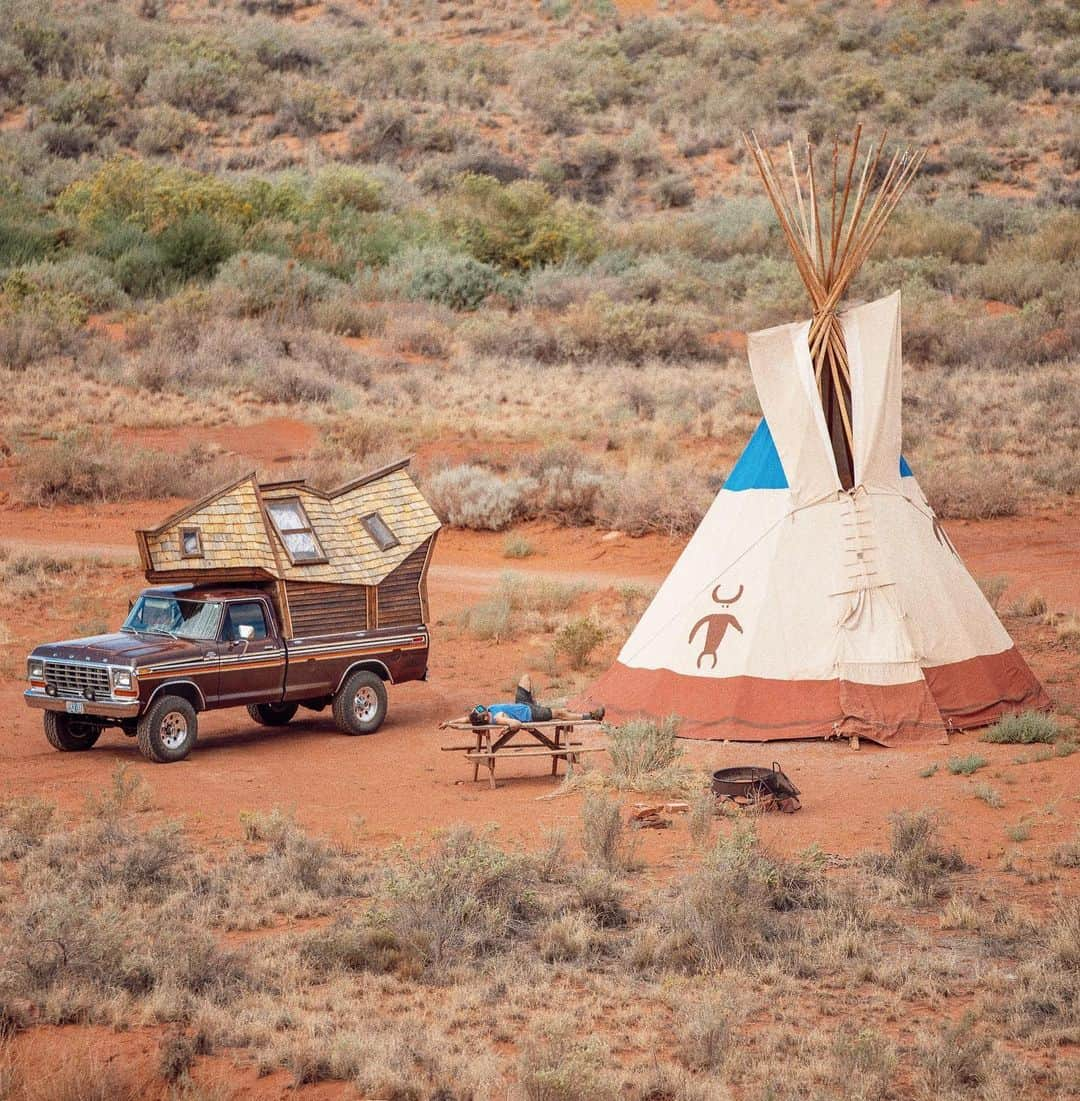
(43, 712, 101, 752)
(247, 702, 299, 727)
(333, 671, 387, 735)
(137, 695, 197, 763)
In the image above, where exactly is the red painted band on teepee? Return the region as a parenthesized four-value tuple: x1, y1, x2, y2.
(923, 646, 1051, 729)
(579, 646, 1048, 746)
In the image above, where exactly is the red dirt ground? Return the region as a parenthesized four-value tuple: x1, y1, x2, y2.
(1, 490, 1078, 883)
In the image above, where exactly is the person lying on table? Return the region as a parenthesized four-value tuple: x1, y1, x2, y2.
(439, 672, 605, 730)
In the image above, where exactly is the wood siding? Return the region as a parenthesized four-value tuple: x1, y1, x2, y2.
(284, 582, 369, 638)
(376, 538, 430, 628)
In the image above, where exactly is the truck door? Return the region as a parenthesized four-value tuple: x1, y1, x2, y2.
(216, 600, 287, 708)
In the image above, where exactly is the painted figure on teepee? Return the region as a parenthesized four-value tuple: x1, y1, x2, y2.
(579, 129, 1050, 746)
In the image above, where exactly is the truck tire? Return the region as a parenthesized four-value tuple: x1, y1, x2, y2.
(43, 711, 101, 752)
(333, 670, 387, 735)
(247, 702, 299, 727)
(137, 695, 197, 763)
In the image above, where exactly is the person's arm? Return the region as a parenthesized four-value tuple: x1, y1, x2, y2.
(494, 713, 521, 731)
(439, 714, 470, 729)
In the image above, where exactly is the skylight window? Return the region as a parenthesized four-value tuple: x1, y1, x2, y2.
(266, 498, 327, 564)
(361, 512, 399, 551)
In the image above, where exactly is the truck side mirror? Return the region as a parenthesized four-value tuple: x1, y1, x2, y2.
(237, 624, 255, 641)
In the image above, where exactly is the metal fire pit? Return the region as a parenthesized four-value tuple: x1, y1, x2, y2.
(712, 762, 800, 802)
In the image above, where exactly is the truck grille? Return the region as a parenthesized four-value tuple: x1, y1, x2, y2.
(44, 661, 111, 700)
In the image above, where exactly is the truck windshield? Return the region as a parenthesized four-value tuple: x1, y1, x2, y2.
(122, 595, 223, 641)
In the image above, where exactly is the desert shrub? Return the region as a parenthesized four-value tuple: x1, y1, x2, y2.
(502, 534, 534, 559)
(973, 782, 1004, 808)
(581, 793, 632, 873)
(273, 77, 351, 135)
(517, 1020, 617, 1101)
(309, 165, 386, 213)
(13, 255, 127, 312)
(607, 717, 682, 788)
(0, 270, 86, 367)
(676, 997, 735, 1072)
(0, 797, 56, 861)
(537, 911, 602, 963)
(598, 462, 712, 535)
(947, 753, 988, 775)
(113, 240, 170, 297)
(914, 1015, 1001, 1097)
(636, 826, 826, 973)
(687, 788, 716, 849)
(381, 827, 543, 970)
(864, 810, 966, 903)
(38, 119, 98, 158)
(976, 574, 1009, 611)
(59, 158, 255, 236)
(16, 431, 243, 505)
(652, 173, 694, 209)
(155, 212, 239, 282)
(525, 447, 607, 526)
(396, 247, 511, 311)
(132, 105, 199, 156)
(983, 711, 1059, 745)
(144, 56, 243, 114)
(919, 457, 1020, 520)
(383, 305, 452, 357)
(425, 464, 537, 531)
(558, 294, 712, 364)
(351, 101, 414, 161)
(553, 617, 608, 670)
(212, 252, 343, 316)
(441, 174, 601, 272)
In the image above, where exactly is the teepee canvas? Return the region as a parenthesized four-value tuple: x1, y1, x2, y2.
(581, 132, 1049, 746)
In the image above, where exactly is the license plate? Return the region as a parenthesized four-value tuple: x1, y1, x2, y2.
(65, 700, 85, 715)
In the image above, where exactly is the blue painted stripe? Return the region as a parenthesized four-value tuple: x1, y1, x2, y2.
(723, 418, 915, 490)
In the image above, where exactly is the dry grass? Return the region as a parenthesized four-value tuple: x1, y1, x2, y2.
(0, 800, 1074, 1094)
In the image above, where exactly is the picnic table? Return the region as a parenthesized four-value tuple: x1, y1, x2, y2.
(440, 719, 604, 789)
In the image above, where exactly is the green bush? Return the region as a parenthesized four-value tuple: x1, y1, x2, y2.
(441, 173, 601, 272)
(144, 56, 243, 114)
(982, 711, 1059, 745)
(16, 255, 127, 312)
(554, 617, 608, 670)
(156, 212, 238, 282)
(399, 247, 511, 310)
(310, 166, 386, 214)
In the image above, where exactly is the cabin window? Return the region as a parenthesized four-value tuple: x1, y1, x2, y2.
(266, 498, 327, 564)
(361, 512, 399, 551)
(180, 527, 203, 558)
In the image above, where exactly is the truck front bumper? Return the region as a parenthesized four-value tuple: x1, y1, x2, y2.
(24, 690, 140, 720)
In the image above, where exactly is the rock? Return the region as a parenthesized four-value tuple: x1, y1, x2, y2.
(600, 530, 622, 542)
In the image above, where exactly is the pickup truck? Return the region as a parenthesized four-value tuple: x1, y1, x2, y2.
(24, 583, 428, 763)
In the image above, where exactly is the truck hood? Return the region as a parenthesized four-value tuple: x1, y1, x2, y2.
(30, 633, 209, 668)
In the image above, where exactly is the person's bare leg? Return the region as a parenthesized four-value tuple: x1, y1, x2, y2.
(551, 708, 589, 720)
(518, 673, 533, 694)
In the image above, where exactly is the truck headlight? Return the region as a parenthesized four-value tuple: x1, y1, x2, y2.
(28, 659, 44, 685)
(111, 668, 135, 693)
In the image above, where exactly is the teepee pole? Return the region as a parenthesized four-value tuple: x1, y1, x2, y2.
(743, 126, 924, 490)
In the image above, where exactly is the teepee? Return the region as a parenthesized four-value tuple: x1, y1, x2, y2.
(582, 130, 1049, 745)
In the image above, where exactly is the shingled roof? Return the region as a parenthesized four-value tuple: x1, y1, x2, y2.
(136, 458, 440, 586)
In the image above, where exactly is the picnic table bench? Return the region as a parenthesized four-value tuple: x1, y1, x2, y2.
(440, 719, 604, 789)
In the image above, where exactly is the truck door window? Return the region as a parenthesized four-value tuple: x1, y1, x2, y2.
(222, 602, 269, 642)
(265, 498, 327, 564)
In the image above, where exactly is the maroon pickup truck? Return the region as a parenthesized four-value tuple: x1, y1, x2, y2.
(24, 583, 428, 763)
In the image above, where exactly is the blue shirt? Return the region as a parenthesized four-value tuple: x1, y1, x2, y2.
(488, 703, 531, 722)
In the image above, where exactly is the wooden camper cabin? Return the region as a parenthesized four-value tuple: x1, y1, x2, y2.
(134, 459, 441, 639)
